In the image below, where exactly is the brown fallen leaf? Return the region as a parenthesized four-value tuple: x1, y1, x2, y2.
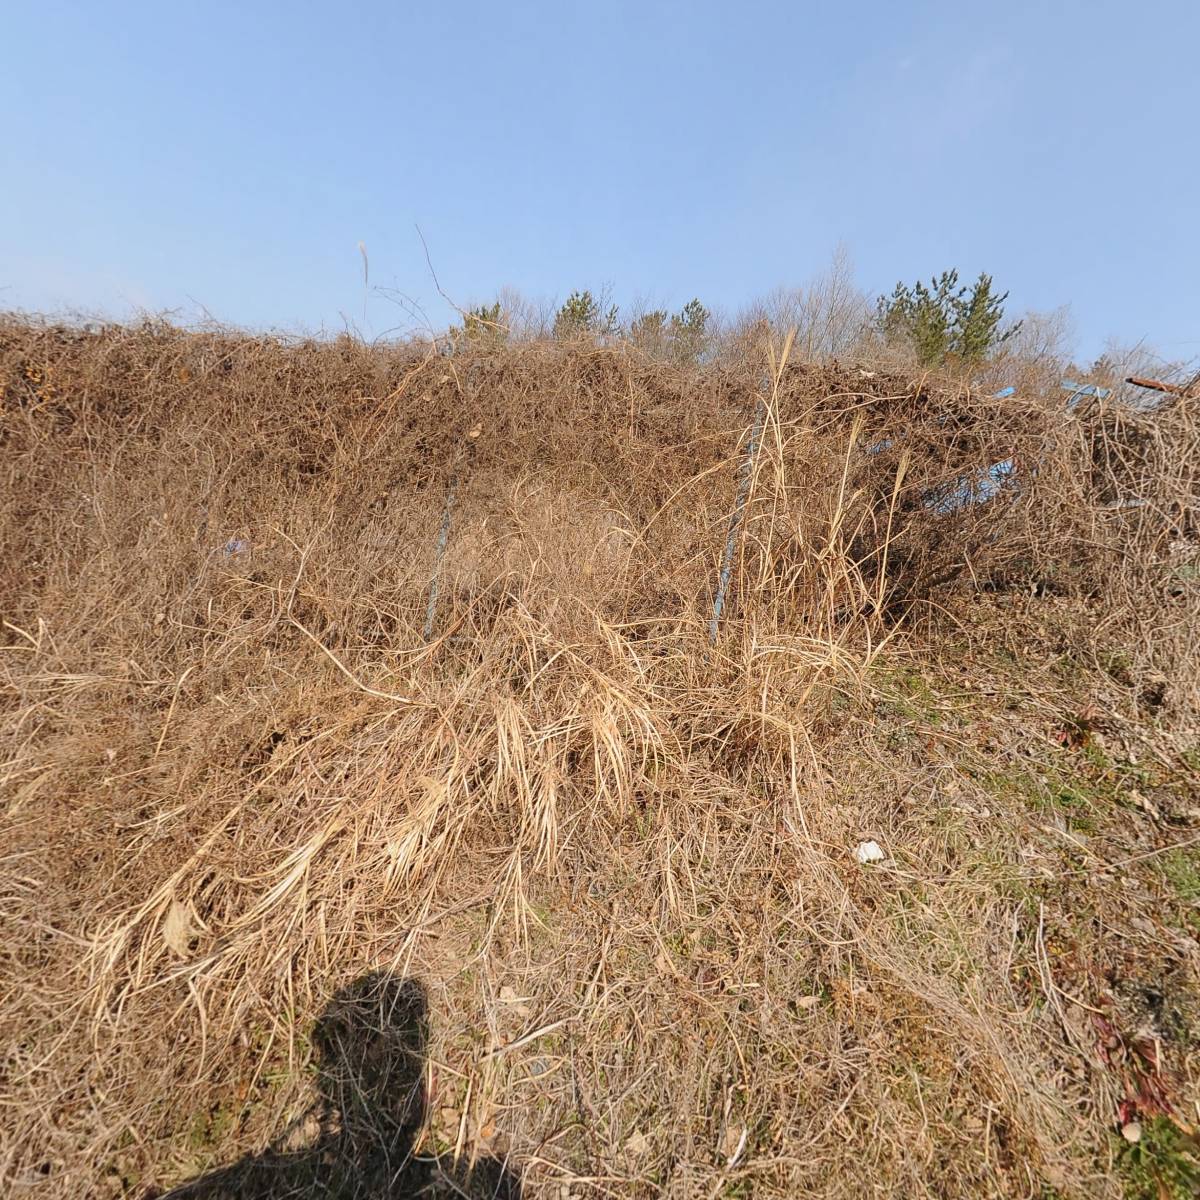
(719, 1123, 746, 1162)
(624, 1130, 651, 1156)
(162, 900, 194, 957)
(497, 985, 532, 1018)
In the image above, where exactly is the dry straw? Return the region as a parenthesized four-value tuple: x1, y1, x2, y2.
(1, 316, 1197, 1197)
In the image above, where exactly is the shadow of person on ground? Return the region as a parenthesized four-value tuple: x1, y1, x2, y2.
(161, 971, 520, 1199)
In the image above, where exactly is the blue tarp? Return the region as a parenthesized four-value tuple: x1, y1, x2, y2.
(924, 387, 1018, 512)
(1062, 379, 1111, 409)
(925, 458, 1016, 514)
(864, 387, 1026, 512)
(916, 382, 1115, 512)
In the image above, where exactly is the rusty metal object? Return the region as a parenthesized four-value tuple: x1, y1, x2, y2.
(1126, 372, 1200, 399)
(1127, 375, 1185, 395)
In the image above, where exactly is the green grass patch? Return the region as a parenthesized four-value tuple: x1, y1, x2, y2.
(1159, 848, 1200, 905)
(980, 765, 1099, 834)
(1116, 1117, 1200, 1200)
(873, 667, 947, 725)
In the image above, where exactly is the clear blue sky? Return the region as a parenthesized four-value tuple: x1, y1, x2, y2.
(3, 0, 1196, 361)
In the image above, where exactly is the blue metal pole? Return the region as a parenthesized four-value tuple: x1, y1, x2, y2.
(423, 481, 456, 642)
(709, 397, 768, 643)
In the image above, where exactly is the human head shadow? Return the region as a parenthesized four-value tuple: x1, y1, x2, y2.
(162, 971, 520, 1199)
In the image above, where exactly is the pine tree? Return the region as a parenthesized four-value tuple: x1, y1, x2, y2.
(456, 301, 505, 345)
(554, 291, 618, 340)
(956, 273, 1017, 363)
(876, 271, 958, 367)
(877, 270, 1019, 366)
(668, 298, 711, 364)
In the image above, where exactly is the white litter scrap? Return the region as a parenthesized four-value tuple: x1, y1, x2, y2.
(854, 840, 885, 865)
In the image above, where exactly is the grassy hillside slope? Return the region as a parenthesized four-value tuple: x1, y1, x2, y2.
(2, 319, 1198, 1198)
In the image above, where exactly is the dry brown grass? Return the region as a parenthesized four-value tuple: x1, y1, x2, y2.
(1, 317, 1198, 1199)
